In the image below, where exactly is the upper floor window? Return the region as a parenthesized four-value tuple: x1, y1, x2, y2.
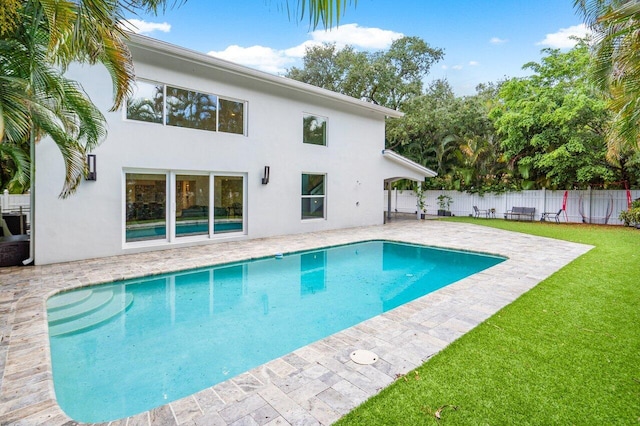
(126, 80, 246, 135)
(303, 114, 327, 146)
(126, 81, 164, 124)
(166, 86, 217, 131)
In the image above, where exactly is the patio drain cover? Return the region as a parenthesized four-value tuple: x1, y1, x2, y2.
(350, 349, 378, 365)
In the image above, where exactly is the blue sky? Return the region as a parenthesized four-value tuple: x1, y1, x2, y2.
(123, 0, 589, 96)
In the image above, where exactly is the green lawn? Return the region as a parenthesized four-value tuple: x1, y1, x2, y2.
(337, 218, 640, 425)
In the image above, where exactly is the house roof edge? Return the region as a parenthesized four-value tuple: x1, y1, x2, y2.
(125, 33, 404, 119)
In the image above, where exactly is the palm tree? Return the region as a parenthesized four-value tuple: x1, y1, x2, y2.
(1, 3, 107, 197)
(574, 0, 640, 156)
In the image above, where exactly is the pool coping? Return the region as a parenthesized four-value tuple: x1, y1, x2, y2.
(0, 221, 593, 425)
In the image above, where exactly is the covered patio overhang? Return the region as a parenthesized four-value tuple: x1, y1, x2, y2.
(381, 149, 437, 221)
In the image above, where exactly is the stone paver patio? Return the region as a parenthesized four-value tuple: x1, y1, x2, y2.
(0, 221, 592, 425)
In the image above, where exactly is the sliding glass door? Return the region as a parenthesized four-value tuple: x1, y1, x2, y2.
(176, 174, 210, 237)
(213, 176, 243, 234)
(125, 172, 244, 243)
(125, 174, 167, 242)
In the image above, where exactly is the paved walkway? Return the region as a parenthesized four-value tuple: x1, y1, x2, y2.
(0, 221, 592, 425)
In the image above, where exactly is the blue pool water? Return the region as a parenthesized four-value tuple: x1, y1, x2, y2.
(47, 240, 505, 422)
(126, 221, 243, 240)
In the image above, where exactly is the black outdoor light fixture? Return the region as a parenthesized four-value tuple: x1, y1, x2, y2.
(87, 154, 97, 181)
(261, 166, 270, 185)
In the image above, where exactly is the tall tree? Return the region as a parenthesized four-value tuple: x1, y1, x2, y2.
(286, 36, 443, 110)
(575, 0, 640, 157)
(490, 42, 616, 189)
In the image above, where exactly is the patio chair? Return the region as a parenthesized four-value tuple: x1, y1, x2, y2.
(540, 209, 563, 223)
(473, 206, 489, 218)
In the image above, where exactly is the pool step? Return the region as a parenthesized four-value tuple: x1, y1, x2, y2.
(48, 290, 114, 325)
(48, 290, 134, 337)
(47, 289, 93, 312)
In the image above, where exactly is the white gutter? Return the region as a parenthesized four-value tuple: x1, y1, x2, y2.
(125, 33, 404, 119)
(382, 149, 437, 178)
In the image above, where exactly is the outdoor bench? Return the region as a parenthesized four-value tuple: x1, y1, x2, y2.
(504, 206, 535, 221)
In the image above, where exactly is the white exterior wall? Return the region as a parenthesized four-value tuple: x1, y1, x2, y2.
(34, 39, 423, 265)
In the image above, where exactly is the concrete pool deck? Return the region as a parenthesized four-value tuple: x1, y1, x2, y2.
(0, 221, 593, 425)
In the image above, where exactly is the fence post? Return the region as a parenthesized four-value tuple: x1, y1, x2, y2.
(588, 186, 592, 224)
(2, 189, 9, 212)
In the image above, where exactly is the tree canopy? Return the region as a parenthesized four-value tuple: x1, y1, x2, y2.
(286, 36, 444, 110)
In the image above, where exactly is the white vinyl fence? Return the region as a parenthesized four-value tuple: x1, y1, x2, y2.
(1, 190, 31, 229)
(385, 188, 640, 225)
(1, 190, 29, 213)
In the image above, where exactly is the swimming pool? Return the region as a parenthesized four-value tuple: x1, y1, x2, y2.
(47, 240, 505, 422)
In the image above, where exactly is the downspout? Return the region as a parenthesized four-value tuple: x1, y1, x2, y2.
(23, 130, 35, 265)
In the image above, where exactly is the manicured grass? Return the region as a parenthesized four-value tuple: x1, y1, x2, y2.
(337, 219, 640, 425)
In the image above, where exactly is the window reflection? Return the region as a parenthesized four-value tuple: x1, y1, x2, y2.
(176, 175, 209, 237)
(301, 174, 326, 219)
(126, 81, 163, 124)
(218, 98, 244, 135)
(165, 86, 217, 131)
(125, 174, 167, 242)
(303, 114, 327, 146)
(214, 176, 244, 234)
(300, 252, 326, 295)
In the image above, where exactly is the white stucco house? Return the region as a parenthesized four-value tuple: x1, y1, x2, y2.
(33, 34, 435, 265)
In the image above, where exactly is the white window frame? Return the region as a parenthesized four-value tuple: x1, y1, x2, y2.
(123, 169, 247, 248)
(302, 113, 328, 146)
(301, 173, 327, 221)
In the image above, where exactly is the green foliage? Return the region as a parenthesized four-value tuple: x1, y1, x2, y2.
(619, 197, 640, 225)
(490, 41, 618, 189)
(286, 36, 443, 110)
(436, 194, 452, 210)
(0, 0, 21, 37)
(618, 207, 640, 226)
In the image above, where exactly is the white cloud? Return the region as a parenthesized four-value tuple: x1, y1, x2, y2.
(208, 23, 404, 74)
(452, 65, 463, 70)
(469, 61, 479, 66)
(119, 18, 171, 35)
(441, 65, 449, 70)
(308, 23, 403, 49)
(490, 37, 508, 45)
(208, 45, 297, 74)
(536, 24, 590, 48)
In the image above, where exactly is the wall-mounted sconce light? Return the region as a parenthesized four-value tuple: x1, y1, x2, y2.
(261, 166, 270, 185)
(87, 154, 97, 181)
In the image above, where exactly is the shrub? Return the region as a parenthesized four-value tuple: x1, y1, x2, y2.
(619, 207, 640, 226)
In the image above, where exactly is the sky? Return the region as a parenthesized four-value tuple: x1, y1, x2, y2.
(122, 0, 590, 96)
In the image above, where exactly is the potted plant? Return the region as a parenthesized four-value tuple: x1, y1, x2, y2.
(437, 194, 453, 216)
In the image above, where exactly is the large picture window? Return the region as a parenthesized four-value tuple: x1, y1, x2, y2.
(303, 114, 327, 146)
(301, 174, 326, 219)
(125, 80, 246, 135)
(166, 86, 217, 131)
